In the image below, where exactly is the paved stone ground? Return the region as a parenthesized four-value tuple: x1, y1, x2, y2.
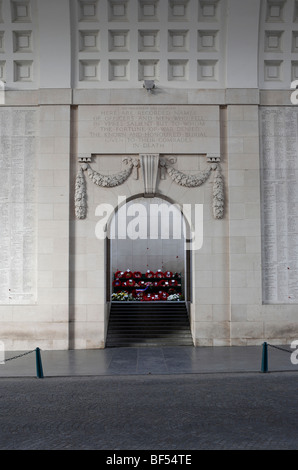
(0, 371, 298, 451)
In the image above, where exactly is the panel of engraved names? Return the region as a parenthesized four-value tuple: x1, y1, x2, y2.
(260, 107, 298, 304)
(78, 105, 220, 155)
(0, 108, 37, 304)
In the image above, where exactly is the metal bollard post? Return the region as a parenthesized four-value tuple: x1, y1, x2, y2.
(261, 342, 268, 373)
(35, 347, 44, 379)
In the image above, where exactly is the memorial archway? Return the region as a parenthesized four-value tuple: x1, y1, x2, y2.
(107, 195, 192, 303)
(105, 194, 194, 347)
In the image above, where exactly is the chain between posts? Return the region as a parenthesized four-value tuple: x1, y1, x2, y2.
(267, 343, 293, 354)
(4, 349, 36, 362)
(261, 341, 294, 373)
(2, 348, 44, 378)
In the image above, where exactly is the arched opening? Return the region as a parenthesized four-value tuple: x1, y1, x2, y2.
(105, 194, 194, 347)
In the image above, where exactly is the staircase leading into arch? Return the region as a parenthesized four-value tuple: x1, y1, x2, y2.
(106, 301, 193, 347)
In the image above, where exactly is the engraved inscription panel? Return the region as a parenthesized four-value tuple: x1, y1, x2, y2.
(0, 107, 37, 304)
(260, 107, 298, 304)
(78, 105, 220, 155)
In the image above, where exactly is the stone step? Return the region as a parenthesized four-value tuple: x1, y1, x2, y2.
(106, 301, 193, 348)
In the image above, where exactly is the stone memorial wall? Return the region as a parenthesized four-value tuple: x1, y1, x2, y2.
(0, 107, 37, 304)
(260, 107, 298, 304)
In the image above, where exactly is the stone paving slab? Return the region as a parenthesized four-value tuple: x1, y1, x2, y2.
(1, 372, 298, 450)
(1, 346, 298, 451)
(0, 345, 297, 378)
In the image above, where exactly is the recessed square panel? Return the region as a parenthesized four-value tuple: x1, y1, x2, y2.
(138, 0, 159, 21)
(79, 60, 100, 81)
(85, 65, 97, 78)
(113, 4, 124, 15)
(143, 4, 154, 15)
(114, 65, 125, 76)
(17, 5, 26, 16)
(264, 60, 283, 80)
(268, 35, 278, 47)
(109, 59, 130, 81)
(294, 0, 298, 22)
(78, 0, 98, 21)
(168, 30, 189, 51)
(14, 60, 33, 82)
(83, 4, 95, 16)
(198, 30, 218, 51)
(168, 0, 189, 21)
(292, 61, 298, 80)
(143, 35, 154, 46)
(266, 1, 285, 22)
(108, 0, 129, 21)
(11, 1, 31, 22)
(138, 30, 159, 51)
(13, 30, 32, 52)
(79, 30, 99, 51)
(173, 34, 184, 46)
(268, 66, 278, 78)
(114, 35, 124, 46)
(109, 30, 129, 51)
(292, 31, 298, 51)
(203, 5, 214, 16)
(265, 30, 283, 51)
(202, 35, 213, 46)
(198, 59, 218, 81)
(0, 32, 4, 52)
(0, 61, 5, 80)
(270, 5, 280, 16)
(173, 5, 184, 15)
(18, 35, 29, 47)
(199, 0, 220, 21)
(138, 59, 159, 80)
(173, 65, 184, 77)
(168, 59, 189, 81)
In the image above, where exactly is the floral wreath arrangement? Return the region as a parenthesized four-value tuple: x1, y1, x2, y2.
(115, 271, 124, 279)
(158, 280, 170, 287)
(112, 269, 183, 301)
(145, 270, 154, 278)
(155, 270, 164, 278)
(122, 279, 135, 287)
(111, 291, 134, 301)
(123, 269, 133, 279)
(165, 271, 173, 278)
(167, 293, 182, 301)
(159, 291, 169, 300)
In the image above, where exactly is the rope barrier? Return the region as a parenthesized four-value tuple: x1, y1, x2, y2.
(261, 341, 293, 373)
(2, 347, 44, 379)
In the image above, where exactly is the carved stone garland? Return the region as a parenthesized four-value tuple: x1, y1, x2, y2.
(75, 166, 87, 220)
(160, 156, 224, 220)
(212, 164, 224, 219)
(75, 155, 224, 220)
(75, 158, 135, 220)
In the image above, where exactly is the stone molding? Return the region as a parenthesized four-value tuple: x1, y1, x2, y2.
(75, 154, 224, 220)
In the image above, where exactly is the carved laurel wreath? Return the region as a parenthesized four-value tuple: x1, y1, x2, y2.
(75, 157, 224, 220)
